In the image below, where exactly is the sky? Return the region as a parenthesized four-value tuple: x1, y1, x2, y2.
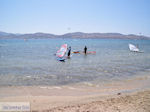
(0, 0, 150, 36)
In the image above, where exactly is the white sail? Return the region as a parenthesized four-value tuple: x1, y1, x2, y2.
(129, 44, 139, 52)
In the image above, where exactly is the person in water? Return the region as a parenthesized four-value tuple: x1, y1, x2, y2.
(67, 46, 71, 57)
(84, 46, 87, 54)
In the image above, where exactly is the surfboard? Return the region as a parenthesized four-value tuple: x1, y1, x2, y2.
(57, 58, 65, 62)
(86, 51, 96, 54)
(72, 51, 80, 54)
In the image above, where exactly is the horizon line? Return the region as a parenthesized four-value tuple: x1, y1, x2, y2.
(0, 30, 148, 37)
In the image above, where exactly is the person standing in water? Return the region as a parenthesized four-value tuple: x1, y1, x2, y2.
(67, 46, 71, 57)
(84, 46, 87, 54)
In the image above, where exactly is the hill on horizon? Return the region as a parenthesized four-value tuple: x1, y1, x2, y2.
(0, 31, 149, 39)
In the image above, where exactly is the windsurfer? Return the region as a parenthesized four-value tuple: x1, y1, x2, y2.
(67, 46, 71, 57)
(84, 46, 87, 54)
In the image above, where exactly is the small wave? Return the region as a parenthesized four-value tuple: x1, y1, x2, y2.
(83, 82, 94, 86)
(52, 86, 62, 89)
(39, 86, 62, 89)
(26, 76, 31, 78)
(40, 86, 48, 89)
(67, 87, 76, 90)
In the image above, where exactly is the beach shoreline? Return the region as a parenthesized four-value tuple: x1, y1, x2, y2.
(0, 76, 150, 112)
(0, 87, 150, 112)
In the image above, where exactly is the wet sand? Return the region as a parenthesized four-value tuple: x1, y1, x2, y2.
(0, 76, 150, 112)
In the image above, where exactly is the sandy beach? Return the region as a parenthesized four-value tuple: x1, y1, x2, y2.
(48, 90, 150, 112)
(0, 76, 150, 112)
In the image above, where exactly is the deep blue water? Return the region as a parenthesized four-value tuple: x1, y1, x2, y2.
(0, 38, 150, 86)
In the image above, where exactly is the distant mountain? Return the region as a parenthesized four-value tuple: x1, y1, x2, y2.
(18, 32, 57, 39)
(62, 32, 149, 39)
(0, 31, 149, 39)
(0, 31, 14, 36)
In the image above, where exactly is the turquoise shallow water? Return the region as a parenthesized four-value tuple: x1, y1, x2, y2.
(0, 39, 150, 86)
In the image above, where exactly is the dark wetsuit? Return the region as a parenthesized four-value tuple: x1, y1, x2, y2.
(67, 47, 71, 57)
(84, 46, 87, 54)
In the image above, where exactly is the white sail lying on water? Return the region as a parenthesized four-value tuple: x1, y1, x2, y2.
(129, 44, 139, 52)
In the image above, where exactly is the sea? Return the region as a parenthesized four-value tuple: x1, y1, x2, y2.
(0, 38, 150, 86)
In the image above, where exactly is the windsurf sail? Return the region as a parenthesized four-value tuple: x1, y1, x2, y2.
(129, 44, 139, 52)
(56, 44, 67, 58)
